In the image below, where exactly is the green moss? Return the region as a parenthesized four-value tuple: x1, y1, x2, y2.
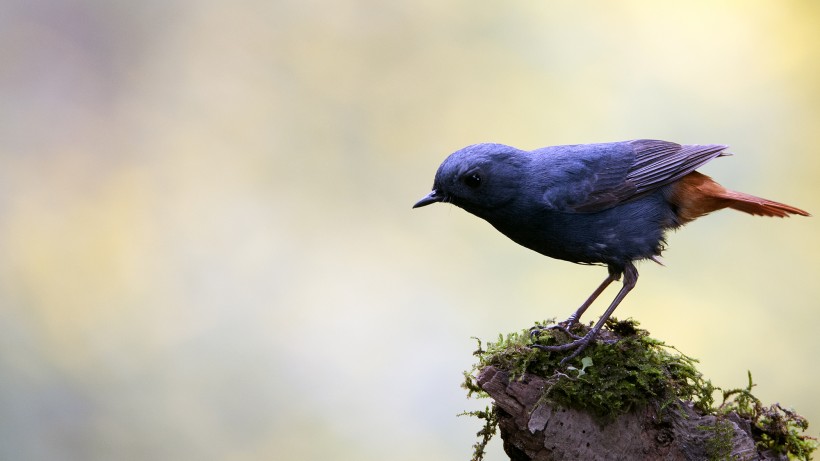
(465, 318, 712, 420)
(458, 405, 498, 461)
(716, 371, 816, 460)
(698, 419, 735, 461)
(462, 318, 817, 460)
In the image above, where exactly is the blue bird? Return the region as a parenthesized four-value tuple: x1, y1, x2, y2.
(414, 140, 808, 363)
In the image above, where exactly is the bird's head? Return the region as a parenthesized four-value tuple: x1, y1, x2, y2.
(413, 143, 528, 217)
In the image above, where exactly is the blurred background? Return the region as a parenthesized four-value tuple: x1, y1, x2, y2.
(0, 0, 818, 459)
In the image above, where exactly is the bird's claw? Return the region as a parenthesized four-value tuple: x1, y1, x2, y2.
(547, 323, 582, 340)
(528, 325, 545, 338)
(530, 323, 617, 365)
(531, 335, 594, 365)
(529, 320, 581, 340)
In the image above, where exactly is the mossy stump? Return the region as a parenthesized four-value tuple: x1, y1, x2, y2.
(462, 319, 815, 461)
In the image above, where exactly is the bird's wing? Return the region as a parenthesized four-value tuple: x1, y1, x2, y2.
(550, 140, 729, 213)
(625, 140, 729, 195)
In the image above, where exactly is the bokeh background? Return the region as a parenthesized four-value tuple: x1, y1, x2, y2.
(1, 1, 818, 460)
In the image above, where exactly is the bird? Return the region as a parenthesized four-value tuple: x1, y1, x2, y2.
(413, 140, 809, 363)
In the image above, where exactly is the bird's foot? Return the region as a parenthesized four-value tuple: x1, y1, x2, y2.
(529, 319, 581, 341)
(531, 334, 593, 365)
(531, 328, 615, 365)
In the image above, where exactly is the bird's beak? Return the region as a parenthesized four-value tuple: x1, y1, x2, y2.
(413, 190, 444, 208)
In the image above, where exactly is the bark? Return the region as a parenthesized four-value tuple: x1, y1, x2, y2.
(477, 366, 786, 461)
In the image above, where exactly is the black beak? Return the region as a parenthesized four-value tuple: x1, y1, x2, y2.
(413, 190, 444, 208)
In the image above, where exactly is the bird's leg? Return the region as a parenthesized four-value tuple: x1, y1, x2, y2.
(532, 263, 638, 365)
(561, 270, 619, 328)
(529, 270, 618, 339)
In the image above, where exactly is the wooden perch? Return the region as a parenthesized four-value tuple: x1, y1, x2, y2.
(479, 365, 768, 460)
(463, 319, 815, 461)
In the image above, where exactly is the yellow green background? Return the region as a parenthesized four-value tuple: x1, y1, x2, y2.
(1, 1, 818, 459)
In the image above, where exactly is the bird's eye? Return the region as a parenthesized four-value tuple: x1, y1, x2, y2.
(464, 173, 482, 188)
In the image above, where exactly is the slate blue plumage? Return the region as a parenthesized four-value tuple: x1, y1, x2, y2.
(414, 140, 808, 363)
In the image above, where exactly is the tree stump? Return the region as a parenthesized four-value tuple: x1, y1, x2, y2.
(478, 365, 776, 460)
(463, 319, 814, 461)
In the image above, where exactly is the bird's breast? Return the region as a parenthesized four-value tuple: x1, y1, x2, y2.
(484, 192, 676, 266)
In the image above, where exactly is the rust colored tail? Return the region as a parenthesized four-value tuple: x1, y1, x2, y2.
(667, 171, 810, 225)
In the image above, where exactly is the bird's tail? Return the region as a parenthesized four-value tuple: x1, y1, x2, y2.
(666, 171, 809, 224)
(721, 190, 809, 217)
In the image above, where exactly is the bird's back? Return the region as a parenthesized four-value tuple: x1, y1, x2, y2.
(525, 140, 729, 214)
